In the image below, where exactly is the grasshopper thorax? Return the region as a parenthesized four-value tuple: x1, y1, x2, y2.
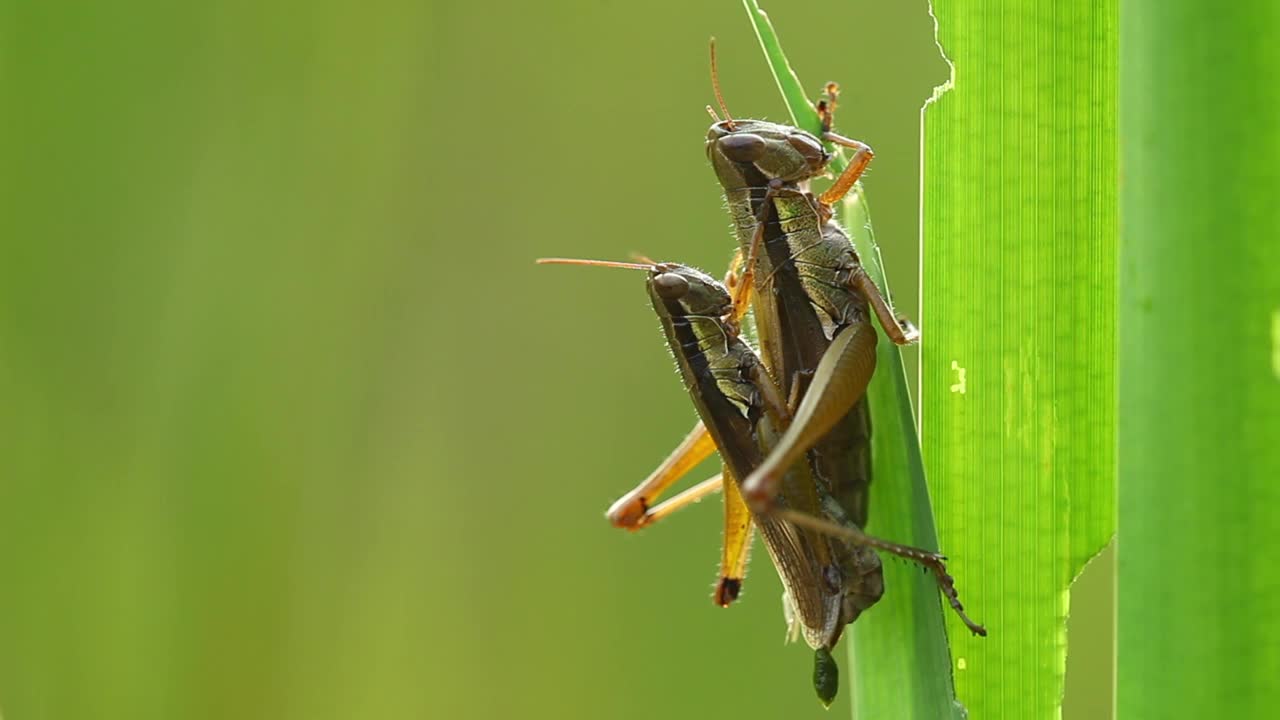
(706, 119, 830, 187)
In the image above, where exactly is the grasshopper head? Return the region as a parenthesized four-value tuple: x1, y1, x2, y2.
(648, 263, 732, 318)
(706, 119, 830, 187)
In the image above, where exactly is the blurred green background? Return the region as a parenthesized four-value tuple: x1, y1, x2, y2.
(0, 1, 1110, 718)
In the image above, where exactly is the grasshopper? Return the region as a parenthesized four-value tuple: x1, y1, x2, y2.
(702, 47, 922, 520)
(677, 44, 984, 635)
(537, 257, 978, 704)
(537, 43, 984, 704)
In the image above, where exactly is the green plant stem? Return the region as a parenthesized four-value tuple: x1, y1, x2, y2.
(744, 3, 960, 717)
(741, 1, 823, 143)
(1117, 2, 1280, 717)
(845, 190, 961, 720)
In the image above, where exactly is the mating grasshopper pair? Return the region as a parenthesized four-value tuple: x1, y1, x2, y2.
(541, 46, 983, 705)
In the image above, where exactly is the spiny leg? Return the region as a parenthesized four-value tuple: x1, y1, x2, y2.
(851, 268, 921, 345)
(715, 466, 755, 607)
(606, 422, 717, 529)
(741, 319, 878, 510)
(773, 503, 987, 637)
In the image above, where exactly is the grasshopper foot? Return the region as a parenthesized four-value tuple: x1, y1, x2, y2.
(898, 318, 921, 344)
(715, 577, 742, 607)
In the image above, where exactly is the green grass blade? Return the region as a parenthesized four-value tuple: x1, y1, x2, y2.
(844, 190, 962, 720)
(1118, 2, 1280, 717)
(741, 1, 822, 140)
(922, 3, 1117, 718)
(745, 5, 961, 717)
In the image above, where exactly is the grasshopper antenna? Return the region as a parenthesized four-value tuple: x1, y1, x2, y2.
(536, 257, 655, 271)
(709, 37, 736, 129)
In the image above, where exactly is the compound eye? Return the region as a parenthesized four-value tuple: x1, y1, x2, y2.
(652, 272, 690, 300)
(717, 133, 766, 163)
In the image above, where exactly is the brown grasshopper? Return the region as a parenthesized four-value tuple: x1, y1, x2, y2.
(703, 48, 985, 639)
(537, 43, 984, 705)
(703, 55, 919, 518)
(605, 44, 984, 634)
(537, 257, 978, 704)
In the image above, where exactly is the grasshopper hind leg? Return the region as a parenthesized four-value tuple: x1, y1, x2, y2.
(776, 501, 988, 637)
(741, 319, 879, 509)
(606, 422, 717, 530)
(604, 420, 759, 608)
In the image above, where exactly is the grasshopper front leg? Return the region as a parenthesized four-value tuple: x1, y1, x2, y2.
(814, 81, 875, 209)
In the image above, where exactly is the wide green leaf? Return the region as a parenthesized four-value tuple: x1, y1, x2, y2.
(748, 2, 1117, 716)
(922, 3, 1118, 718)
(1117, 2, 1280, 717)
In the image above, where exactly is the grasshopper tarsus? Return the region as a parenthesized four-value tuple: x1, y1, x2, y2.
(715, 577, 742, 607)
(816, 82, 840, 135)
(900, 320, 922, 344)
(930, 564, 988, 637)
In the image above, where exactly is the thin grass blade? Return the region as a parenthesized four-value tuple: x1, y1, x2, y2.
(744, 4, 962, 717)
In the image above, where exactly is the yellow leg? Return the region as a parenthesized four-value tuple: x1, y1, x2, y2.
(818, 134, 874, 207)
(715, 466, 755, 607)
(606, 422, 717, 529)
(640, 473, 724, 526)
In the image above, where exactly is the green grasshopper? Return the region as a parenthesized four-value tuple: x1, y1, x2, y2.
(538, 257, 976, 704)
